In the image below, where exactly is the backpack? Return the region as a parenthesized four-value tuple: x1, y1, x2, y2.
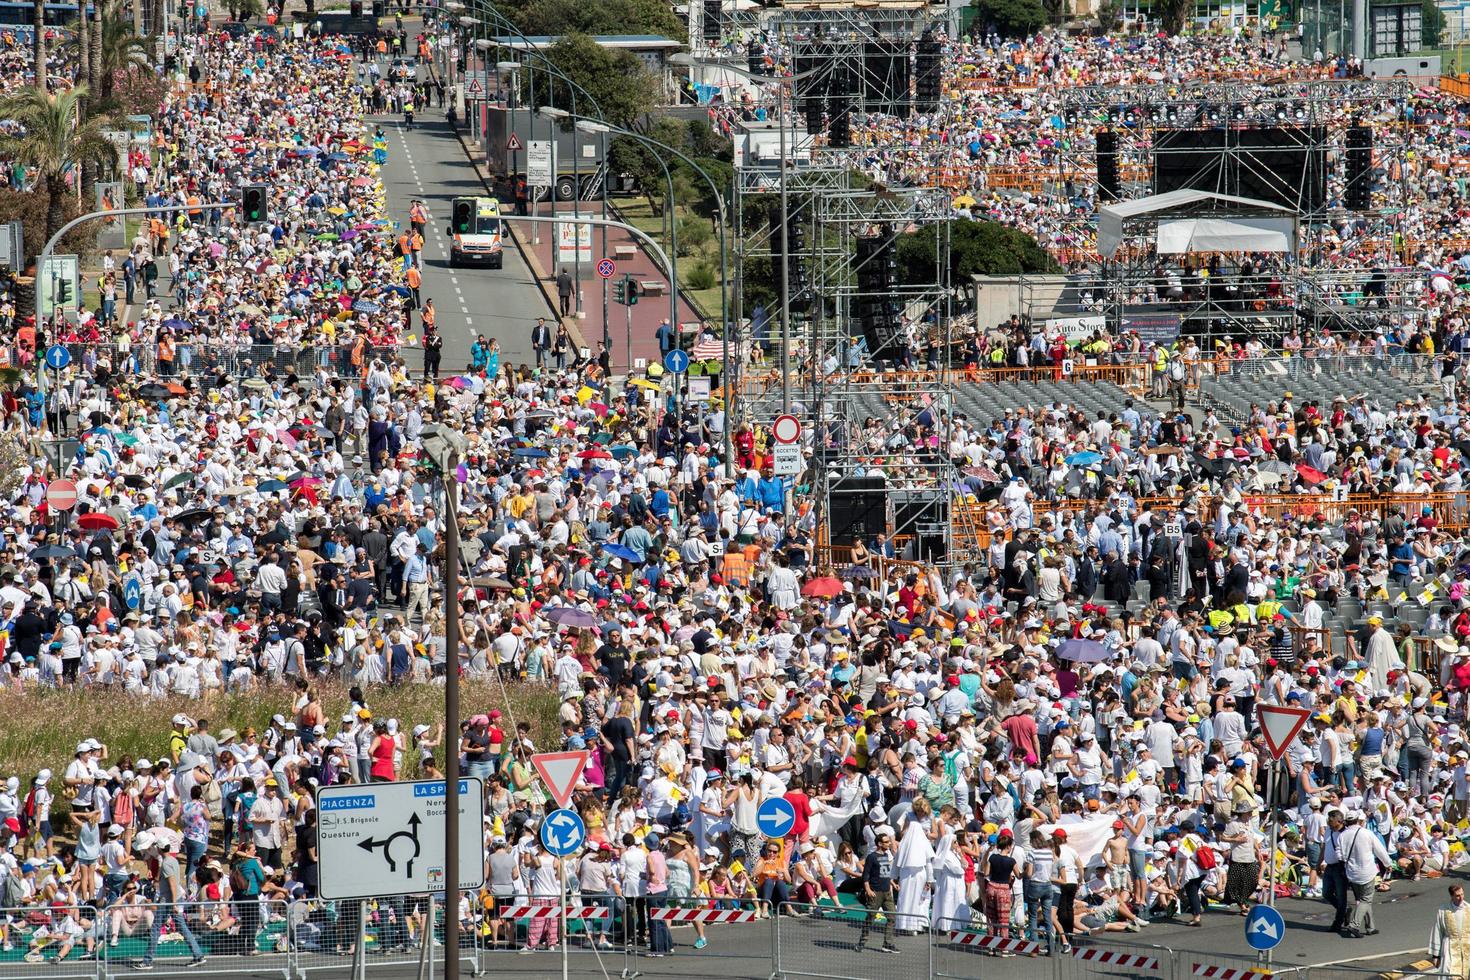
(18, 789, 36, 834)
(229, 861, 250, 896)
(2, 870, 24, 907)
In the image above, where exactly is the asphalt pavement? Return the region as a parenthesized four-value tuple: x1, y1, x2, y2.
(88, 875, 1459, 980)
(372, 105, 552, 373)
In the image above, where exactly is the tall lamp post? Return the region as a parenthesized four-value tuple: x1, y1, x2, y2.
(420, 422, 467, 980)
(669, 53, 823, 415)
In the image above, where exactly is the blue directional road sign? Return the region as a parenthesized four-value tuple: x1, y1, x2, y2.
(664, 349, 690, 374)
(756, 797, 796, 839)
(123, 578, 142, 611)
(44, 345, 71, 370)
(541, 807, 586, 856)
(1245, 904, 1284, 951)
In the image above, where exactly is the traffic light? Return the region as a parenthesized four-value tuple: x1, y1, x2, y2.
(55, 277, 73, 308)
(242, 184, 269, 224)
(452, 199, 474, 234)
(613, 277, 626, 305)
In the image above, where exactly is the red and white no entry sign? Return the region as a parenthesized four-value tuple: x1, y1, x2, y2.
(772, 414, 802, 444)
(46, 479, 78, 511)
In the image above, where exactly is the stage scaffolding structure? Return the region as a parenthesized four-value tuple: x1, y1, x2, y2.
(1024, 76, 1423, 342)
(714, 2, 978, 568)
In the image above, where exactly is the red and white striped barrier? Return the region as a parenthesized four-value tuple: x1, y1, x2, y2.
(649, 908, 758, 924)
(1075, 947, 1162, 970)
(947, 932, 1041, 956)
(1192, 964, 1267, 980)
(498, 905, 610, 920)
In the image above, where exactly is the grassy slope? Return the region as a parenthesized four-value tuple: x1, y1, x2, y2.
(0, 679, 561, 781)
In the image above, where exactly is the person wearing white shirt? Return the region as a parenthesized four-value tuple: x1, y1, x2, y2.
(1327, 810, 1388, 938)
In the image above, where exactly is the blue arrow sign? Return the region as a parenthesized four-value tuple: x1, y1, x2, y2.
(123, 578, 143, 611)
(45, 345, 71, 370)
(756, 797, 796, 839)
(541, 807, 586, 856)
(664, 349, 689, 374)
(1245, 904, 1284, 951)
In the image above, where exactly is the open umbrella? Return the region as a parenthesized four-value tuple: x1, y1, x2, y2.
(29, 544, 76, 560)
(176, 508, 212, 526)
(120, 474, 148, 489)
(137, 383, 172, 400)
(801, 576, 844, 598)
(609, 445, 638, 460)
(512, 447, 549, 458)
(1259, 459, 1293, 475)
(241, 378, 271, 391)
(290, 476, 323, 490)
(1065, 451, 1103, 466)
(77, 512, 120, 531)
(351, 299, 381, 313)
(601, 543, 641, 563)
(164, 473, 193, 491)
(577, 449, 613, 460)
(219, 485, 251, 497)
(546, 606, 597, 629)
(258, 479, 289, 492)
(1295, 463, 1327, 485)
(1055, 638, 1112, 663)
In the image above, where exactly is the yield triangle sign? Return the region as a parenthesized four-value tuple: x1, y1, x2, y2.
(506, 132, 523, 151)
(532, 750, 589, 809)
(1257, 704, 1312, 760)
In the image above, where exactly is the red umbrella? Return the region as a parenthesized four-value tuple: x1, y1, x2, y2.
(289, 476, 323, 489)
(577, 449, 612, 460)
(801, 576, 844, 598)
(1295, 463, 1327, 485)
(77, 512, 120, 531)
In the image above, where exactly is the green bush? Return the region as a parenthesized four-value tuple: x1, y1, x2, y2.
(686, 261, 717, 291)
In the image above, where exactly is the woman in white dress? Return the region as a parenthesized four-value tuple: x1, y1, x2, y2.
(895, 798, 936, 934)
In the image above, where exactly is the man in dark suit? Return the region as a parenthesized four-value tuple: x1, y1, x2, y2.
(531, 317, 552, 369)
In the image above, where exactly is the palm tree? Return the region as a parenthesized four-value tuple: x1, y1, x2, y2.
(0, 86, 117, 246)
(31, 0, 45, 90)
(95, 6, 150, 100)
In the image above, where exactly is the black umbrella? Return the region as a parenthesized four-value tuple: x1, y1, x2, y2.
(121, 474, 148, 489)
(176, 508, 212, 526)
(29, 544, 76, 560)
(1192, 453, 1236, 478)
(137, 383, 172, 400)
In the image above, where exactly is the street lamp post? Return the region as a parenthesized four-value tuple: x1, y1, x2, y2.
(669, 53, 823, 418)
(567, 108, 736, 469)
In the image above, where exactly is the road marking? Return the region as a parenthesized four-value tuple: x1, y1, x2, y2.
(1303, 948, 1426, 969)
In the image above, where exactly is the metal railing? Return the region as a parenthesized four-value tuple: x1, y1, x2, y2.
(22, 342, 409, 384)
(0, 896, 1411, 980)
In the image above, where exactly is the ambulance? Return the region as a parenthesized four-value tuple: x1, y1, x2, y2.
(447, 196, 503, 268)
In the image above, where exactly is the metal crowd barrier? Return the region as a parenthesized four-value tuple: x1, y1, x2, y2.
(37, 342, 405, 384)
(0, 897, 1402, 980)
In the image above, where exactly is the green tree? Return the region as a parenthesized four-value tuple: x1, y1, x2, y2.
(1155, 0, 1191, 34)
(96, 6, 151, 101)
(0, 86, 117, 244)
(1423, 0, 1444, 48)
(895, 219, 1059, 283)
(1095, 0, 1122, 31)
(506, 0, 686, 42)
(534, 34, 657, 129)
(971, 0, 1045, 37)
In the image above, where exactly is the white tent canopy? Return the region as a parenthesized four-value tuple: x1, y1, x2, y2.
(1097, 189, 1298, 259)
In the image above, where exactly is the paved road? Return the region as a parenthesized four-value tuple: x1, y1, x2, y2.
(371, 105, 552, 373)
(85, 874, 1460, 980)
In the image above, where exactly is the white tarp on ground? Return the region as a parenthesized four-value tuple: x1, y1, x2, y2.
(1097, 189, 1298, 258)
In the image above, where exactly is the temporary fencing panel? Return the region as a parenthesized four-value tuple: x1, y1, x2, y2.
(629, 898, 769, 979)
(2, 903, 107, 980)
(1060, 940, 1177, 980)
(774, 901, 927, 980)
(98, 899, 291, 978)
(475, 893, 622, 976)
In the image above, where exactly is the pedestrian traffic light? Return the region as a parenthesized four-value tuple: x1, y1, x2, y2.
(242, 184, 269, 224)
(452, 199, 474, 235)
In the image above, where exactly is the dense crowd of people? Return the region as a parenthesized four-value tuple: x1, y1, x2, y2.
(4, 13, 1470, 973)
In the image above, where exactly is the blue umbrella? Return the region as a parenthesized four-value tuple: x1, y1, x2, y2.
(1065, 451, 1103, 466)
(512, 447, 549, 458)
(258, 479, 289, 492)
(379, 284, 411, 297)
(162, 318, 189, 331)
(609, 445, 638, 460)
(602, 543, 641, 563)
